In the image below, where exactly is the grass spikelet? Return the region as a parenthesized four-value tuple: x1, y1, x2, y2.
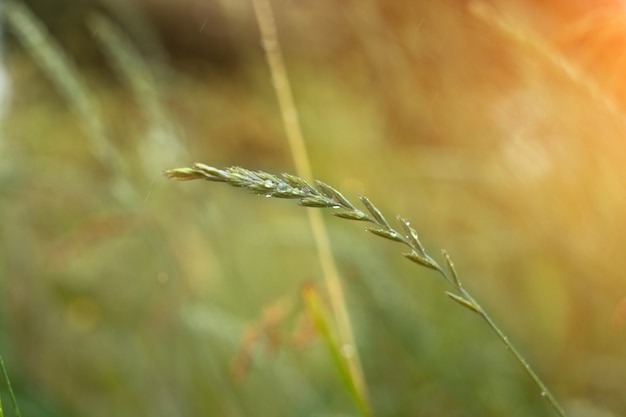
(401, 252, 440, 271)
(163, 167, 206, 181)
(359, 195, 390, 229)
(442, 249, 462, 289)
(316, 180, 356, 210)
(398, 216, 427, 256)
(331, 211, 371, 221)
(366, 227, 406, 243)
(445, 292, 481, 315)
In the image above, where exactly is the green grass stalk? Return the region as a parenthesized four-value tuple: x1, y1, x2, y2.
(4, 0, 119, 168)
(4, 0, 136, 206)
(89, 14, 185, 168)
(0, 355, 21, 417)
(302, 284, 372, 417)
(164, 163, 568, 417)
(249, 0, 372, 415)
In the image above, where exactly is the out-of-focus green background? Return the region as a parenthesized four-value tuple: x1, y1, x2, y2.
(1, 0, 626, 416)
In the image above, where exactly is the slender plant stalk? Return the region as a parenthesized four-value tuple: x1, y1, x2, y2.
(249, 0, 371, 414)
(4, 0, 118, 168)
(89, 13, 185, 166)
(301, 283, 371, 417)
(4, 0, 136, 206)
(164, 163, 568, 417)
(0, 355, 21, 417)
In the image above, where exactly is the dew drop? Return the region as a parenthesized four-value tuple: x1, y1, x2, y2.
(265, 194, 272, 198)
(540, 391, 547, 397)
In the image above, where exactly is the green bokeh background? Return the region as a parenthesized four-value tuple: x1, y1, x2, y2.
(1, 1, 625, 416)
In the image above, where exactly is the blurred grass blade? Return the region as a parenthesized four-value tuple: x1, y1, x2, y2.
(0, 356, 21, 417)
(301, 283, 372, 417)
(4, 0, 117, 168)
(4, 0, 136, 206)
(89, 13, 185, 170)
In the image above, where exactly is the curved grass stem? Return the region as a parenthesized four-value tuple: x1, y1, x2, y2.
(165, 164, 568, 417)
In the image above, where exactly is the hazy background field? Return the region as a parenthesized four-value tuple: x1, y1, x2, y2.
(1, 0, 626, 416)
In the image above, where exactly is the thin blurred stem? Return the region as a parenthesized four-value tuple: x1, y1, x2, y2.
(250, 0, 311, 179)
(4, 0, 135, 206)
(249, 1, 372, 415)
(0, 355, 21, 417)
(89, 14, 184, 166)
(302, 284, 372, 417)
(4, 0, 117, 168)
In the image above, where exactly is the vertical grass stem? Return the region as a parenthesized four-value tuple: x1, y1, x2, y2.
(249, 1, 372, 415)
(0, 355, 21, 417)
